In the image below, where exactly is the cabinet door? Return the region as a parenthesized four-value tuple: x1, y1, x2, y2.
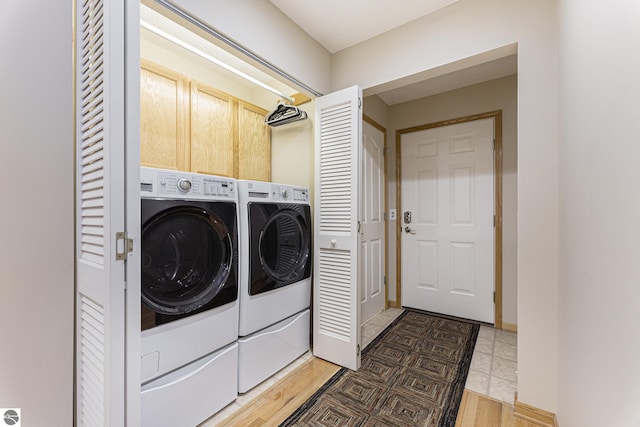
(140, 60, 189, 170)
(190, 82, 235, 177)
(237, 102, 271, 181)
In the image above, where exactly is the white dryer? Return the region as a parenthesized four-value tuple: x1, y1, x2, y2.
(139, 167, 239, 426)
(237, 180, 312, 393)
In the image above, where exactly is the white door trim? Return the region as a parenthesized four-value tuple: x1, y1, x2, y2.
(395, 111, 503, 328)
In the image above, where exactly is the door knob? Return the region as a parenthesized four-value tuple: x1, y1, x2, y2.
(404, 226, 416, 235)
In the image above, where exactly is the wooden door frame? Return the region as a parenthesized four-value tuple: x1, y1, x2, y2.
(363, 114, 389, 310)
(395, 110, 504, 328)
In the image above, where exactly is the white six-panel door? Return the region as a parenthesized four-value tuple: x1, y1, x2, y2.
(400, 118, 494, 323)
(313, 85, 362, 371)
(361, 119, 386, 325)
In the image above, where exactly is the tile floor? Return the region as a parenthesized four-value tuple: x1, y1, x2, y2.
(202, 307, 517, 425)
(362, 307, 405, 348)
(465, 325, 518, 403)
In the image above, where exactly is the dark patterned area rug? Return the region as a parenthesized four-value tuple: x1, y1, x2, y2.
(280, 309, 479, 427)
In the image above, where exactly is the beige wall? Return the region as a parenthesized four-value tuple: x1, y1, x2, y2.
(271, 102, 316, 195)
(168, 0, 332, 95)
(333, 0, 558, 411)
(368, 75, 518, 325)
(0, 0, 74, 424)
(557, 0, 640, 425)
(363, 95, 390, 129)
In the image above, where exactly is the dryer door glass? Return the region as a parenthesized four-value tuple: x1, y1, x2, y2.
(249, 204, 311, 295)
(142, 206, 232, 315)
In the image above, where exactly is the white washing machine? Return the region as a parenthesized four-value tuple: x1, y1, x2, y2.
(139, 167, 239, 426)
(237, 180, 312, 393)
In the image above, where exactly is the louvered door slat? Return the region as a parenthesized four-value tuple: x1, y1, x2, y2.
(313, 85, 362, 371)
(75, 0, 127, 424)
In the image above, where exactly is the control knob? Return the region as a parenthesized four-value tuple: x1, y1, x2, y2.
(177, 178, 192, 193)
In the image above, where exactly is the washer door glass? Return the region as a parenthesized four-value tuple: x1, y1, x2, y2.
(142, 206, 232, 315)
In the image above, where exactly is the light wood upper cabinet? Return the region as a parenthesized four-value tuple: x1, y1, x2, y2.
(190, 82, 236, 177)
(140, 60, 272, 180)
(140, 60, 189, 171)
(238, 101, 271, 182)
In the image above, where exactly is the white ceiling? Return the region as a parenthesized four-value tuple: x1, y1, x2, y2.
(270, 0, 518, 105)
(270, 0, 460, 54)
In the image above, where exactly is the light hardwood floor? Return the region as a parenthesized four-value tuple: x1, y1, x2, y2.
(455, 390, 547, 427)
(215, 358, 339, 426)
(206, 357, 547, 427)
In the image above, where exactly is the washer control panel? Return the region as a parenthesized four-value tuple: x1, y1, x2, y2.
(176, 178, 192, 193)
(140, 167, 236, 200)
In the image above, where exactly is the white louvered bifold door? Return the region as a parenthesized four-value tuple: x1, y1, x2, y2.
(313, 85, 363, 370)
(75, 0, 131, 424)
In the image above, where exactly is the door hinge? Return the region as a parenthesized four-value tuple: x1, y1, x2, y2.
(115, 232, 133, 260)
(493, 215, 496, 227)
(384, 276, 387, 286)
(357, 344, 361, 356)
(383, 145, 388, 156)
(383, 211, 387, 221)
(493, 138, 496, 151)
(493, 291, 496, 304)
(358, 97, 362, 109)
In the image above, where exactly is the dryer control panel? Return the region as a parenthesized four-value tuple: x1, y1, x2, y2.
(140, 167, 236, 201)
(271, 184, 309, 203)
(238, 180, 310, 204)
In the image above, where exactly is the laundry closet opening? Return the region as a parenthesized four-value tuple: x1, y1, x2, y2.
(137, 3, 317, 425)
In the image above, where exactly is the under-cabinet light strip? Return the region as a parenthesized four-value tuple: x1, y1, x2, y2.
(151, 0, 323, 98)
(141, 20, 295, 103)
